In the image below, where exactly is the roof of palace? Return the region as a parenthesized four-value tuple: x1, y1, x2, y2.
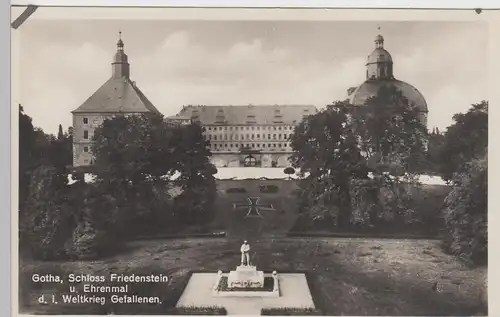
(176, 105, 318, 125)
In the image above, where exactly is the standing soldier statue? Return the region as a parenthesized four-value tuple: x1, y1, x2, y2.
(240, 240, 251, 266)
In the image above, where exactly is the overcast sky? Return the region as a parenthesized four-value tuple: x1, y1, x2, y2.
(18, 19, 488, 134)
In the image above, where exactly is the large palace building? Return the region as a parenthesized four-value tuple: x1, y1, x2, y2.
(173, 105, 318, 167)
(71, 32, 427, 168)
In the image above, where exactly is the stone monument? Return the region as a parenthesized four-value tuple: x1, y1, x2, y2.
(227, 241, 265, 288)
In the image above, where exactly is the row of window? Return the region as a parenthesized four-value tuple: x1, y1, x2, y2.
(207, 125, 294, 131)
(207, 133, 291, 141)
(210, 143, 291, 149)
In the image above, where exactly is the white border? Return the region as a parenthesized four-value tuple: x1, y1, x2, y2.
(9, 0, 500, 9)
(8, 4, 499, 317)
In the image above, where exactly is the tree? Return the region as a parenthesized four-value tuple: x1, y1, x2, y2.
(291, 86, 429, 230)
(92, 114, 217, 231)
(442, 156, 487, 265)
(172, 123, 217, 224)
(92, 113, 177, 231)
(440, 101, 488, 181)
(349, 85, 428, 176)
(348, 86, 428, 226)
(283, 167, 295, 179)
(426, 129, 445, 175)
(290, 102, 366, 228)
(19, 105, 36, 211)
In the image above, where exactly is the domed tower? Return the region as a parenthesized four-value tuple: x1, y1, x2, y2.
(347, 34, 428, 128)
(366, 35, 394, 80)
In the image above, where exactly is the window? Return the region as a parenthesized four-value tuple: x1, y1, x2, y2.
(252, 144, 255, 148)
(83, 146, 89, 152)
(209, 127, 212, 130)
(252, 127, 255, 130)
(278, 143, 282, 147)
(273, 134, 276, 139)
(268, 144, 271, 147)
(83, 117, 89, 124)
(224, 135, 227, 140)
(257, 134, 260, 138)
(268, 134, 271, 139)
(278, 134, 282, 139)
(214, 135, 218, 140)
(83, 130, 89, 139)
(278, 126, 282, 130)
(273, 126, 277, 130)
(225, 144, 228, 147)
(273, 144, 276, 148)
(246, 127, 249, 130)
(251, 134, 254, 139)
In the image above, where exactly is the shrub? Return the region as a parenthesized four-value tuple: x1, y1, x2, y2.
(65, 220, 118, 260)
(443, 157, 487, 265)
(22, 165, 74, 260)
(284, 167, 295, 178)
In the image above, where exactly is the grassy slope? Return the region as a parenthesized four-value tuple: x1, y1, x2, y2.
(19, 237, 486, 315)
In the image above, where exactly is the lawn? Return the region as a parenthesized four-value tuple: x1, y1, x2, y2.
(19, 237, 486, 315)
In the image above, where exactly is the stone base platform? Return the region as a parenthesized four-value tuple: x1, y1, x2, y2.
(176, 273, 315, 315)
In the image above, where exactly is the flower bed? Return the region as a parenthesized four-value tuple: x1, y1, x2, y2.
(216, 276, 274, 292)
(261, 307, 321, 315)
(172, 305, 227, 315)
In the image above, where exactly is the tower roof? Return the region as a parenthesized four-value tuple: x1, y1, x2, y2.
(72, 32, 160, 115)
(367, 34, 393, 65)
(71, 77, 161, 114)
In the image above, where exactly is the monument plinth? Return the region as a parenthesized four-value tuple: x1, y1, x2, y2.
(176, 240, 315, 314)
(227, 265, 264, 288)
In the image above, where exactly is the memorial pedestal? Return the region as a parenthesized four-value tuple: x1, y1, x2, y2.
(227, 265, 264, 288)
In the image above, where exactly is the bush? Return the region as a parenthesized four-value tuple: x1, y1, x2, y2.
(22, 165, 74, 260)
(349, 177, 423, 228)
(284, 167, 295, 178)
(443, 157, 487, 265)
(65, 220, 118, 260)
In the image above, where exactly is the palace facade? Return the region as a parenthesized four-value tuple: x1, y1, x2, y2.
(173, 104, 318, 167)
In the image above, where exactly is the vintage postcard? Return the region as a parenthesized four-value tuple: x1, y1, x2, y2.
(12, 6, 491, 316)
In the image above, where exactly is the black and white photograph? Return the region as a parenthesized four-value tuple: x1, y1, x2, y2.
(14, 7, 488, 316)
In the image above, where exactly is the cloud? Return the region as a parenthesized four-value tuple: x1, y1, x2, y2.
(19, 24, 488, 134)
